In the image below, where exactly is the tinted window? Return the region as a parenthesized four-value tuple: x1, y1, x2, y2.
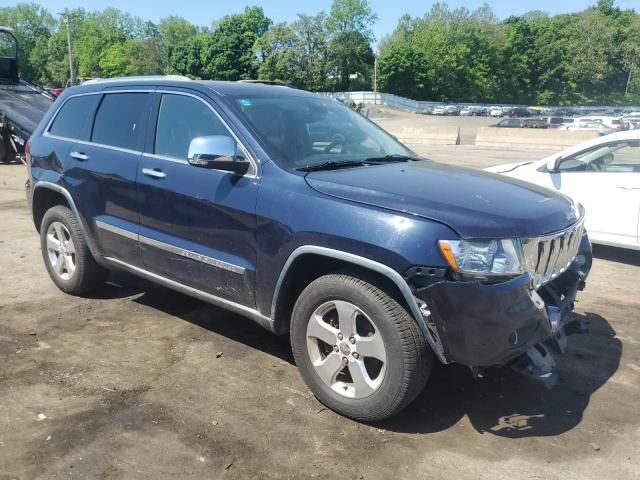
(92, 93, 151, 150)
(155, 94, 229, 159)
(49, 95, 99, 141)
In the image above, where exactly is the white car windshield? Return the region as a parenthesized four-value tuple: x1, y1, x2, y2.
(558, 141, 640, 172)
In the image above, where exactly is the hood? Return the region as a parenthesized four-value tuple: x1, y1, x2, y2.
(484, 161, 535, 174)
(305, 161, 578, 239)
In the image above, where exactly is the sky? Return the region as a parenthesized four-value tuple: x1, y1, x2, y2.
(7, 0, 640, 42)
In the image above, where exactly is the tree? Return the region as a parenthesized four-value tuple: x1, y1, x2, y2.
(99, 38, 163, 77)
(328, 31, 373, 90)
(199, 6, 271, 80)
(325, 0, 376, 90)
(158, 16, 198, 74)
(326, 0, 377, 41)
(378, 45, 428, 99)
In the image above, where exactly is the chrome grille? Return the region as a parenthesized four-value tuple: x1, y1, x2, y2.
(521, 219, 585, 289)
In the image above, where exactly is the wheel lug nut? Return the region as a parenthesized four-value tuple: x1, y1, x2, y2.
(342, 357, 348, 365)
(349, 337, 356, 344)
(352, 352, 359, 359)
(333, 345, 339, 352)
(337, 333, 343, 340)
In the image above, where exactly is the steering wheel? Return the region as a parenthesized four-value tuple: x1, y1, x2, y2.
(323, 133, 346, 153)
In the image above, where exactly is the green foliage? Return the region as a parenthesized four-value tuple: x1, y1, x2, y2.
(378, 2, 640, 104)
(1, 1, 639, 104)
(199, 6, 271, 80)
(377, 45, 428, 99)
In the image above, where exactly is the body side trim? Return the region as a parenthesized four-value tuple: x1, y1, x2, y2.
(271, 245, 448, 363)
(95, 219, 246, 274)
(95, 219, 138, 240)
(104, 256, 273, 331)
(138, 235, 246, 274)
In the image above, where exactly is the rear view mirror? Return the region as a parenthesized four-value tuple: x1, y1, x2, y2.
(187, 135, 249, 175)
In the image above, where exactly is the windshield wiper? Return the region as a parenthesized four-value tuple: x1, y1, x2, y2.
(297, 160, 368, 172)
(363, 154, 422, 163)
(297, 154, 422, 172)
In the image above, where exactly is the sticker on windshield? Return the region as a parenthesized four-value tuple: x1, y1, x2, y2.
(238, 98, 252, 107)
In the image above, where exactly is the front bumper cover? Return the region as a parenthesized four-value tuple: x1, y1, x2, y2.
(413, 234, 592, 368)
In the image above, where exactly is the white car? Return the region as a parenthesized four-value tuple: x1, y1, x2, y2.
(486, 131, 640, 250)
(564, 121, 616, 135)
(432, 106, 445, 115)
(489, 107, 503, 117)
(575, 116, 624, 132)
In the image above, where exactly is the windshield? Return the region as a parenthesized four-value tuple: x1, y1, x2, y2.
(228, 94, 414, 169)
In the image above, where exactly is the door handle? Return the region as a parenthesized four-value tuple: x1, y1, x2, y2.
(618, 186, 640, 190)
(70, 151, 89, 161)
(142, 168, 166, 179)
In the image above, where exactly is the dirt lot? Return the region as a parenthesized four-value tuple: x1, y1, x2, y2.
(1, 140, 640, 479)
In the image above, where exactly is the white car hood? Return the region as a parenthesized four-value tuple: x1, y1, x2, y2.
(485, 161, 535, 173)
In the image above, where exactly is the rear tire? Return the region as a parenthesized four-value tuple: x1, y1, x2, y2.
(40, 205, 107, 295)
(290, 273, 432, 422)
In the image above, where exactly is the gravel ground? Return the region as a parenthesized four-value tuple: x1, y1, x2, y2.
(1, 132, 639, 479)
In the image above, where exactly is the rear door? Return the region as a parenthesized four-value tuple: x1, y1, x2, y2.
(137, 91, 259, 307)
(65, 91, 152, 266)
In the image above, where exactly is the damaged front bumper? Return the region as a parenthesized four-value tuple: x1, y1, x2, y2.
(412, 233, 592, 372)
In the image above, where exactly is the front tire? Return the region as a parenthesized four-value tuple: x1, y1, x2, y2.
(40, 205, 107, 295)
(290, 273, 432, 422)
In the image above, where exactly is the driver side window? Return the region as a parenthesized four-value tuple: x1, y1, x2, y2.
(155, 94, 230, 159)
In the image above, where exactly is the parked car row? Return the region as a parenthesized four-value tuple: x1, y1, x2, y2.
(421, 104, 640, 123)
(491, 114, 637, 135)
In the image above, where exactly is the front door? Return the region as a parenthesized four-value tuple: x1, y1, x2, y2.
(137, 92, 259, 307)
(548, 140, 640, 248)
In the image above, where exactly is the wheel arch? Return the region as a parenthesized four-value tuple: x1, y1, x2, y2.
(270, 246, 447, 363)
(32, 182, 100, 256)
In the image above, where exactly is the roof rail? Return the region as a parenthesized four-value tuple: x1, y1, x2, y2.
(81, 75, 192, 85)
(237, 79, 296, 88)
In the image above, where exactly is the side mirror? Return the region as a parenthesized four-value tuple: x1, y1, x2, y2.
(546, 155, 561, 172)
(187, 135, 249, 175)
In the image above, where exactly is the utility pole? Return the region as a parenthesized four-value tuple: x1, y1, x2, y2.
(59, 10, 75, 86)
(373, 53, 378, 105)
(625, 67, 633, 97)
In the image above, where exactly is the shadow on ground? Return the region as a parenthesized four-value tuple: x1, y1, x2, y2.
(593, 244, 640, 266)
(99, 271, 621, 440)
(378, 311, 620, 437)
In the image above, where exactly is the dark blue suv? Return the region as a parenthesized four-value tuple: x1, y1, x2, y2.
(26, 77, 592, 421)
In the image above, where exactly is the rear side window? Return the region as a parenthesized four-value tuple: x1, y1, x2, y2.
(154, 94, 229, 159)
(92, 93, 151, 150)
(49, 95, 99, 141)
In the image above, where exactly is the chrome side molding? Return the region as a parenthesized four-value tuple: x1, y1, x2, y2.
(95, 220, 246, 275)
(103, 256, 274, 332)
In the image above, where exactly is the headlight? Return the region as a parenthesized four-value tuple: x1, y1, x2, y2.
(438, 238, 525, 276)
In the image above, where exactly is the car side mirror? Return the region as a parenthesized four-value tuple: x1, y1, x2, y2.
(546, 155, 561, 172)
(187, 135, 249, 175)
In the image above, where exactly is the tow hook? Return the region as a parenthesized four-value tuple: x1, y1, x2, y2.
(511, 344, 558, 389)
(511, 316, 589, 388)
